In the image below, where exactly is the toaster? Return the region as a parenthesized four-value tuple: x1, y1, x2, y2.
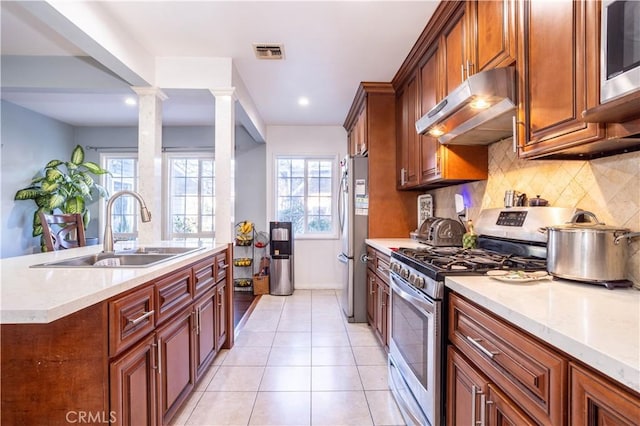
(410, 217, 465, 247)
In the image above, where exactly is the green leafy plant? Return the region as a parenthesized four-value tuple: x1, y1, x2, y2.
(14, 145, 110, 249)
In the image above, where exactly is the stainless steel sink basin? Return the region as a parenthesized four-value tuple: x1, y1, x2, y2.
(32, 253, 177, 268)
(116, 246, 204, 255)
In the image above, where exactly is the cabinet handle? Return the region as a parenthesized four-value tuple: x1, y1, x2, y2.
(400, 168, 406, 186)
(466, 60, 474, 78)
(157, 337, 162, 375)
(151, 342, 158, 370)
(219, 264, 229, 270)
(461, 64, 466, 82)
(466, 336, 500, 359)
(479, 393, 486, 426)
(471, 385, 480, 426)
(434, 152, 440, 175)
(128, 310, 154, 326)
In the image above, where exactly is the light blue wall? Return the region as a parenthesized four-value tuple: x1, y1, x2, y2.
(1, 100, 75, 258)
(0, 106, 266, 258)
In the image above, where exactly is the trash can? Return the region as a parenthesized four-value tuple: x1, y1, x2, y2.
(269, 222, 293, 295)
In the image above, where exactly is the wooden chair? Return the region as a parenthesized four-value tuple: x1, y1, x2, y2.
(39, 213, 87, 251)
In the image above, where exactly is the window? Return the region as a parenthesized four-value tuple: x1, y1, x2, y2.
(275, 156, 335, 237)
(101, 154, 139, 240)
(167, 154, 215, 244)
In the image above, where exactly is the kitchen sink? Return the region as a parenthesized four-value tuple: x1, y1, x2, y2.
(115, 246, 205, 256)
(30, 247, 204, 268)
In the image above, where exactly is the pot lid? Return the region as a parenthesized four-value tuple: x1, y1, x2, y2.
(548, 222, 630, 232)
(547, 211, 629, 232)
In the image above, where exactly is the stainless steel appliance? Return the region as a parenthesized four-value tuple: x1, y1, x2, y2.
(337, 155, 369, 322)
(388, 206, 575, 425)
(415, 66, 516, 145)
(269, 221, 294, 296)
(410, 217, 466, 247)
(601, 0, 640, 102)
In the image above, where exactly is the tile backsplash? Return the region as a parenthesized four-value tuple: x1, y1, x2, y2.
(425, 138, 640, 285)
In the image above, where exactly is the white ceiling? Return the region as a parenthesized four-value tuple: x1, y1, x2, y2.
(1, 1, 438, 131)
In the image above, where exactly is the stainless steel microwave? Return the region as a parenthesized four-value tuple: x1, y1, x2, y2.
(601, 0, 640, 102)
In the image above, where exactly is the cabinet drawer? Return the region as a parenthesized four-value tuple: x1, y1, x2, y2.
(193, 256, 216, 298)
(215, 252, 229, 282)
(375, 251, 390, 284)
(366, 247, 376, 271)
(109, 285, 155, 357)
(449, 293, 566, 425)
(155, 268, 193, 325)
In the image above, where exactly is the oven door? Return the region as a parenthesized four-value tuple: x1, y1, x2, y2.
(388, 272, 441, 426)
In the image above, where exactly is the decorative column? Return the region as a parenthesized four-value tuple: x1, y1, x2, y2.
(211, 88, 236, 244)
(132, 86, 167, 243)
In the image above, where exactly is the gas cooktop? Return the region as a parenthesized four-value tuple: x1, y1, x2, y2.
(392, 246, 547, 281)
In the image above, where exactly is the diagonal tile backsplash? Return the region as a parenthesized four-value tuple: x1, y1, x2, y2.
(425, 138, 640, 285)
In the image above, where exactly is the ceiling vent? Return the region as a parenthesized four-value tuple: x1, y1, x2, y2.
(253, 43, 284, 60)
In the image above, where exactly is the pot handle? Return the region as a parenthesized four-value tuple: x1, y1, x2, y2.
(614, 232, 640, 245)
(568, 210, 603, 225)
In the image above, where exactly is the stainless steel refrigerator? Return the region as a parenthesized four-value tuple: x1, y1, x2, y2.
(337, 155, 368, 323)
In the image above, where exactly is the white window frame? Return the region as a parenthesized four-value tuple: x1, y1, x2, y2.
(163, 152, 215, 244)
(274, 154, 338, 240)
(100, 153, 139, 242)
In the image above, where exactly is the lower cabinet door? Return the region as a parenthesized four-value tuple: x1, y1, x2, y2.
(447, 346, 489, 426)
(215, 281, 227, 350)
(157, 310, 195, 424)
(486, 384, 536, 426)
(194, 288, 217, 381)
(110, 334, 157, 426)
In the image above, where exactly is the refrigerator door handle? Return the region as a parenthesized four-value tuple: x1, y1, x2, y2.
(338, 176, 347, 234)
(337, 253, 349, 264)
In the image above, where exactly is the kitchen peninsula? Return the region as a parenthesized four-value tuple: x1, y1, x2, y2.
(1, 242, 232, 425)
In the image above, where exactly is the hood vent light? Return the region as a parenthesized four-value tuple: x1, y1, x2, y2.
(253, 43, 284, 60)
(416, 66, 516, 145)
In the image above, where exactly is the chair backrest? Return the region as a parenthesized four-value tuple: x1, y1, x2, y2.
(39, 213, 87, 251)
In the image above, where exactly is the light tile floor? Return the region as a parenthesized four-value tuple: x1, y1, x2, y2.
(171, 289, 406, 426)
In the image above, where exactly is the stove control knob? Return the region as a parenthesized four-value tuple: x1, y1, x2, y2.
(391, 262, 400, 273)
(408, 273, 417, 285)
(400, 268, 409, 279)
(414, 276, 425, 289)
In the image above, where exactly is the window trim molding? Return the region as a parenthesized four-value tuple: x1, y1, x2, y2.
(100, 152, 139, 241)
(163, 152, 216, 242)
(273, 153, 339, 240)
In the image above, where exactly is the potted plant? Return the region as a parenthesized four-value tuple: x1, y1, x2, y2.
(14, 145, 110, 251)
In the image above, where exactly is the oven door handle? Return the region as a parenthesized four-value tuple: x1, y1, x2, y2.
(390, 273, 435, 314)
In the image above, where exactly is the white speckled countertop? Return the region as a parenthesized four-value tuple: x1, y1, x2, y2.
(366, 238, 640, 393)
(0, 242, 228, 324)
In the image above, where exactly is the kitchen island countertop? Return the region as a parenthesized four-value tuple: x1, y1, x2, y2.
(1, 241, 228, 324)
(366, 238, 640, 393)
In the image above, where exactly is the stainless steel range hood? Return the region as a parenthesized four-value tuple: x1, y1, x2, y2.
(415, 66, 516, 145)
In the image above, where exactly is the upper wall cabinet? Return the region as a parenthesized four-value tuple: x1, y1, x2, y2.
(471, 0, 517, 72)
(344, 83, 417, 237)
(516, 0, 640, 159)
(515, 0, 605, 158)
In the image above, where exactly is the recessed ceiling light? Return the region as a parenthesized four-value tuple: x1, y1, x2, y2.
(124, 97, 137, 106)
(298, 97, 310, 107)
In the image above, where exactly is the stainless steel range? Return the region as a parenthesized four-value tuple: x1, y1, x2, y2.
(387, 206, 576, 426)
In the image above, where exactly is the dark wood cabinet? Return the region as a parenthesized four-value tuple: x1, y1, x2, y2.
(156, 309, 195, 424)
(109, 285, 155, 357)
(348, 106, 367, 155)
(215, 280, 227, 350)
(516, 0, 604, 158)
(569, 363, 640, 426)
(396, 73, 420, 189)
(155, 267, 193, 325)
(441, 4, 468, 95)
(448, 293, 566, 425)
(344, 83, 417, 238)
(365, 246, 390, 349)
(110, 334, 157, 426)
(471, 0, 517, 72)
(447, 346, 535, 426)
(194, 287, 216, 381)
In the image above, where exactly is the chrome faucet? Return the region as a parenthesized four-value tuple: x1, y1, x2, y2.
(103, 190, 152, 252)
